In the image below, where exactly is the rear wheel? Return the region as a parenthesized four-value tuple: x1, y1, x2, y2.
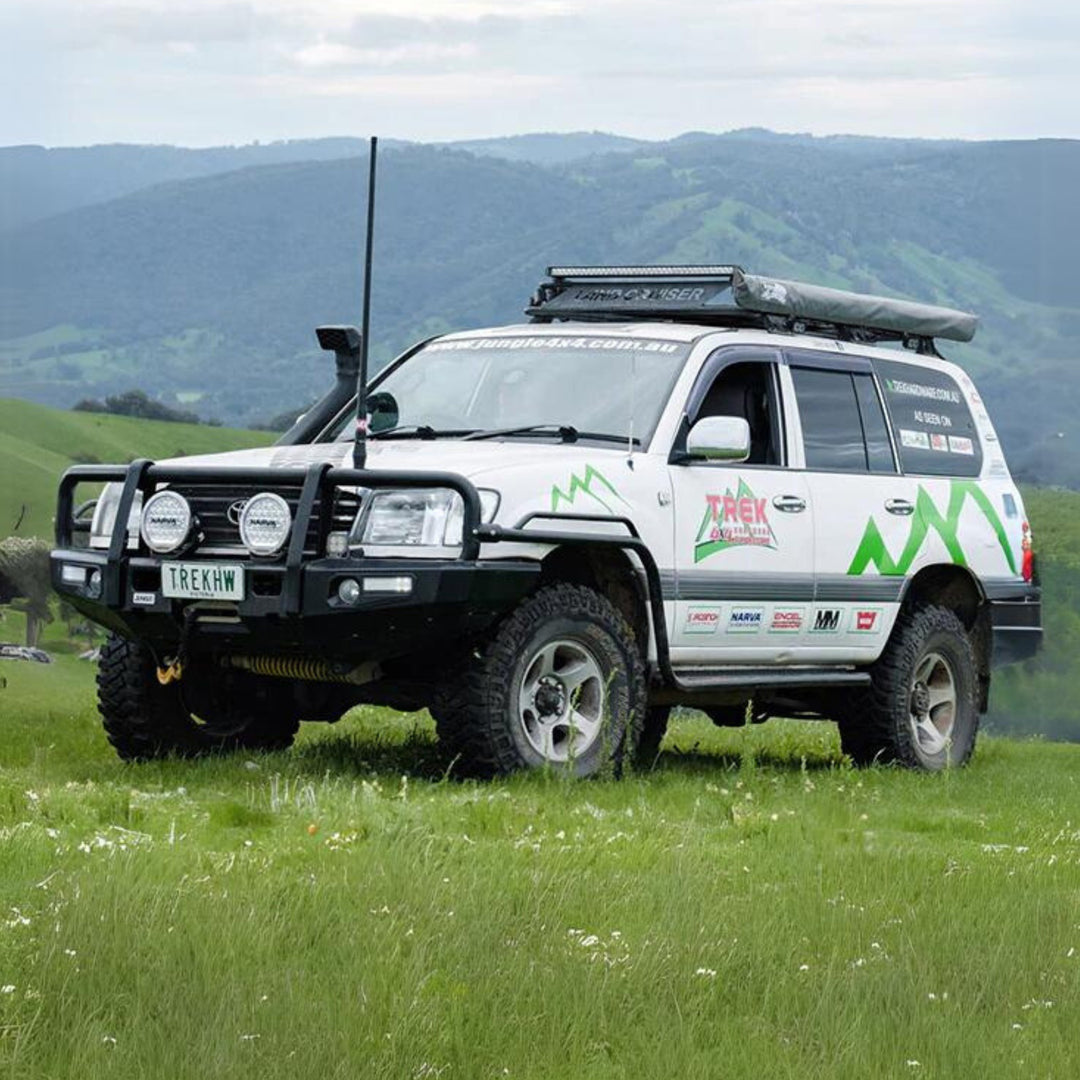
(97, 633, 299, 761)
(434, 583, 647, 777)
(838, 604, 979, 770)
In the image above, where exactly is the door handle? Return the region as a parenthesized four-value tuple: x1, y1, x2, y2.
(885, 498, 915, 516)
(772, 495, 806, 513)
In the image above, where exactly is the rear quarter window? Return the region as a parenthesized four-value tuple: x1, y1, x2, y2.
(875, 359, 982, 477)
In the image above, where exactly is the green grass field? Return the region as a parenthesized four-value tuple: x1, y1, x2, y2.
(0, 398, 272, 539)
(0, 658, 1076, 1079)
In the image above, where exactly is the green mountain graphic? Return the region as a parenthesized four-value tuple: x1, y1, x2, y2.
(551, 465, 627, 514)
(847, 481, 1015, 576)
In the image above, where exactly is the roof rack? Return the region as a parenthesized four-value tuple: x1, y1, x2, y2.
(526, 266, 978, 352)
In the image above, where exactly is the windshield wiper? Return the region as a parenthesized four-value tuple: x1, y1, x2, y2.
(369, 426, 478, 441)
(464, 424, 640, 446)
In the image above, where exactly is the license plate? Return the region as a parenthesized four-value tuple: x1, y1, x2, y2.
(161, 562, 245, 601)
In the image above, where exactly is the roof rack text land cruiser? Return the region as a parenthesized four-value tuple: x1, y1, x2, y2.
(527, 265, 978, 355)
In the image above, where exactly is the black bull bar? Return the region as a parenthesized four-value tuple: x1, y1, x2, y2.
(55, 459, 485, 613)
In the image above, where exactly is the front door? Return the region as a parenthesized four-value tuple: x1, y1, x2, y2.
(668, 349, 815, 663)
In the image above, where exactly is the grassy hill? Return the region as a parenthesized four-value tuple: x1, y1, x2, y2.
(0, 661, 1077, 1078)
(2, 132, 1079, 484)
(0, 398, 272, 539)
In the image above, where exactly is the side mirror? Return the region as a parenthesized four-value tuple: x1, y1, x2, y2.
(367, 391, 399, 434)
(685, 416, 751, 462)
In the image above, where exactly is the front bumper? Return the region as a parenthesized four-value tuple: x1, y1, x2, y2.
(52, 549, 539, 661)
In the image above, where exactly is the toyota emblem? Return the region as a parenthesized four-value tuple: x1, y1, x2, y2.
(227, 499, 247, 526)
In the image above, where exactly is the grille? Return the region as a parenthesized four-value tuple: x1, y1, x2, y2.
(168, 483, 362, 557)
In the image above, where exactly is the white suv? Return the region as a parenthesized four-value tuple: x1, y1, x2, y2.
(52, 266, 1041, 774)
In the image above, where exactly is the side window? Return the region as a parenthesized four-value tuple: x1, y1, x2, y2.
(791, 366, 882, 472)
(691, 360, 782, 466)
(852, 373, 896, 473)
(874, 359, 982, 477)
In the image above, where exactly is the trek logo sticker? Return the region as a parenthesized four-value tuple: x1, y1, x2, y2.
(693, 479, 777, 563)
(550, 464, 629, 515)
(727, 607, 763, 634)
(769, 608, 805, 633)
(848, 481, 1016, 577)
(810, 608, 842, 633)
(684, 606, 721, 635)
(849, 609, 883, 634)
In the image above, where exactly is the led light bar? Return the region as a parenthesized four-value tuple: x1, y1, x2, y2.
(547, 265, 740, 278)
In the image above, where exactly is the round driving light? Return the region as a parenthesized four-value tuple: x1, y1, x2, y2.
(239, 492, 292, 556)
(86, 569, 103, 599)
(140, 490, 192, 554)
(337, 578, 361, 605)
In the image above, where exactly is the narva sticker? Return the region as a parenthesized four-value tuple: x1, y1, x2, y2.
(684, 606, 721, 635)
(727, 608, 763, 634)
(694, 478, 777, 563)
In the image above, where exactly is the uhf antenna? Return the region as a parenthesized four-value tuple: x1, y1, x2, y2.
(354, 135, 378, 470)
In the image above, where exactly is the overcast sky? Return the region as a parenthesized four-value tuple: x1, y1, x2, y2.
(2, 0, 1077, 147)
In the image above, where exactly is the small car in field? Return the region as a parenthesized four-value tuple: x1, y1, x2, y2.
(52, 266, 1042, 774)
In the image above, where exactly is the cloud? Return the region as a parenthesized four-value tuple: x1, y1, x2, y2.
(1, 0, 1078, 145)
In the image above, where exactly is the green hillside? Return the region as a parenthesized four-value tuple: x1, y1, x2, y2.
(0, 398, 272, 539)
(2, 133, 1079, 485)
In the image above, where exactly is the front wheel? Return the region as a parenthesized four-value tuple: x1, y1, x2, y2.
(838, 604, 979, 770)
(434, 584, 647, 777)
(97, 633, 300, 761)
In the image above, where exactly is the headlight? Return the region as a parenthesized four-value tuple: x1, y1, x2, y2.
(239, 492, 292, 556)
(140, 490, 193, 554)
(90, 484, 143, 551)
(355, 488, 499, 548)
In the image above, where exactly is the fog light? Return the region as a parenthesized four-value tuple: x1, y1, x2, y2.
(61, 564, 87, 586)
(87, 569, 103, 599)
(337, 578, 361, 605)
(326, 530, 349, 558)
(363, 576, 413, 594)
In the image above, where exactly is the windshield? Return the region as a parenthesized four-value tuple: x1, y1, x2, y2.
(331, 333, 692, 445)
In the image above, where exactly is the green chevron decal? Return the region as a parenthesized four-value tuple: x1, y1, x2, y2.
(551, 464, 628, 514)
(847, 481, 1015, 576)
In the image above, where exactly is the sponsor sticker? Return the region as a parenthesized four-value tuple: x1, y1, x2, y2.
(132, 591, 156, 606)
(684, 606, 721, 635)
(769, 608, 805, 633)
(849, 608, 883, 633)
(726, 607, 764, 634)
(885, 378, 961, 404)
(810, 608, 842, 633)
(948, 435, 975, 455)
(694, 478, 777, 562)
(899, 429, 931, 450)
(929, 433, 949, 452)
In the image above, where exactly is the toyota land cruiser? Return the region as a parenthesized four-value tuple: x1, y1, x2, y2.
(51, 266, 1042, 774)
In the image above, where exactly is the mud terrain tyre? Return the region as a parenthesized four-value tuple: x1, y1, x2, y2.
(838, 604, 979, 771)
(97, 633, 299, 761)
(434, 583, 647, 777)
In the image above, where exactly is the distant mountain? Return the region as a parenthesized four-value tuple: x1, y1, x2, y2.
(443, 131, 646, 164)
(0, 132, 643, 231)
(1, 131, 1079, 485)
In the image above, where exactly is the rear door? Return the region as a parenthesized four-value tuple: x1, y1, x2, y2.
(668, 346, 815, 662)
(785, 350, 912, 659)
